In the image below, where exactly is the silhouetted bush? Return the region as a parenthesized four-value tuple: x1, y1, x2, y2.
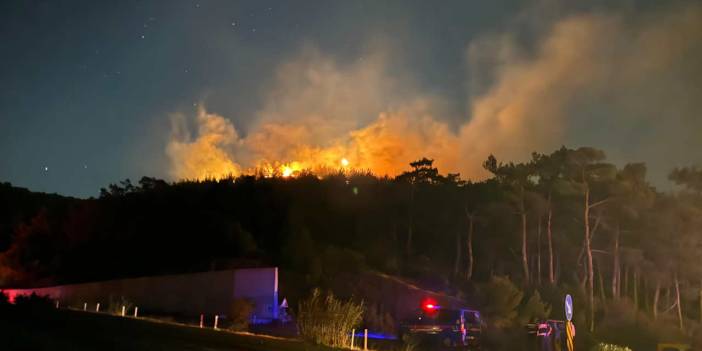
(594, 300, 681, 351)
(0, 290, 9, 308)
(13, 293, 53, 311)
(477, 276, 523, 328)
(228, 298, 255, 331)
(297, 288, 364, 347)
(107, 295, 134, 316)
(518, 290, 552, 325)
(591, 343, 632, 351)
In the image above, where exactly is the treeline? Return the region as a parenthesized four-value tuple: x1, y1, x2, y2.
(1, 146, 702, 346)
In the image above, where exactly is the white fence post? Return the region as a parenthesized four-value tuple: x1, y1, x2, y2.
(83, 302, 87, 311)
(350, 329, 355, 349)
(55, 300, 59, 309)
(121, 305, 126, 317)
(364, 329, 368, 351)
(96, 303, 100, 312)
(134, 307, 138, 318)
(214, 315, 219, 330)
(199, 314, 204, 328)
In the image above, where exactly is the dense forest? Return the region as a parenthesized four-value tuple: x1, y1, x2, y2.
(2, 145, 702, 348)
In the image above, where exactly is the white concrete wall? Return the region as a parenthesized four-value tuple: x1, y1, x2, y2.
(1, 267, 279, 320)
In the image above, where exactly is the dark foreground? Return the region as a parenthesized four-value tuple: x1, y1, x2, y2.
(0, 308, 336, 351)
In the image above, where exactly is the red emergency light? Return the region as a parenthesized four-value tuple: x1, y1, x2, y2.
(421, 297, 440, 313)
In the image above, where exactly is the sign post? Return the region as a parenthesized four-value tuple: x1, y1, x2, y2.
(565, 294, 575, 351)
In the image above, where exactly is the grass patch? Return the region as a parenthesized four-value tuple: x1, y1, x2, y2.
(0, 307, 341, 351)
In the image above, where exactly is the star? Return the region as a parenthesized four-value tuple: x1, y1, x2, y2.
(43, 166, 48, 172)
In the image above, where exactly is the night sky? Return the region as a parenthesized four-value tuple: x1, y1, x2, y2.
(1, 0, 701, 198)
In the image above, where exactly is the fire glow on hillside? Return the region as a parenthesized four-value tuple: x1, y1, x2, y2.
(167, 105, 462, 180)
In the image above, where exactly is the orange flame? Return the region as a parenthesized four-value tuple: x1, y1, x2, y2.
(167, 106, 463, 181)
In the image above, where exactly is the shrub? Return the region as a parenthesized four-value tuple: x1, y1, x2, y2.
(399, 334, 422, 351)
(594, 300, 682, 351)
(591, 343, 632, 351)
(0, 291, 9, 306)
(229, 298, 255, 331)
(518, 290, 552, 325)
(297, 288, 365, 348)
(107, 295, 134, 316)
(478, 276, 523, 328)
(14, 293, 53, 311)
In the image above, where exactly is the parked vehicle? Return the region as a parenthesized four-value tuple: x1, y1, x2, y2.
(398, 299, 481, 349)
(526, 319, 567, 351)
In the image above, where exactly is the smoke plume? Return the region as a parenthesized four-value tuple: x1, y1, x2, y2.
(168, 3, 702, 183)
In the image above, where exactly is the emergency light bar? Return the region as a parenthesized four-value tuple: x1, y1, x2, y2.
(421, 298, 440, 312)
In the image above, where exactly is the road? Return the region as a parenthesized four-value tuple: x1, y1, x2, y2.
(0, 308, 334, 351)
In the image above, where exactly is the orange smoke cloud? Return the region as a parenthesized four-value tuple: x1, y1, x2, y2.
(166, 47, 464, 180)
(166, 108, 242, 179)
(167, 3, 702, 181)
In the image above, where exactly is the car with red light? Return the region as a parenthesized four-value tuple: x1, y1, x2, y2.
(398, 299, 482, 349)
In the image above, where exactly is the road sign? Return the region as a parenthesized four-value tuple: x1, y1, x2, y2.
(565, 294, 575, 351)
(565, 294, 573, 321)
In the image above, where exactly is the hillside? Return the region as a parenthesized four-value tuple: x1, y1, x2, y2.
(2, 147, 702, 349)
